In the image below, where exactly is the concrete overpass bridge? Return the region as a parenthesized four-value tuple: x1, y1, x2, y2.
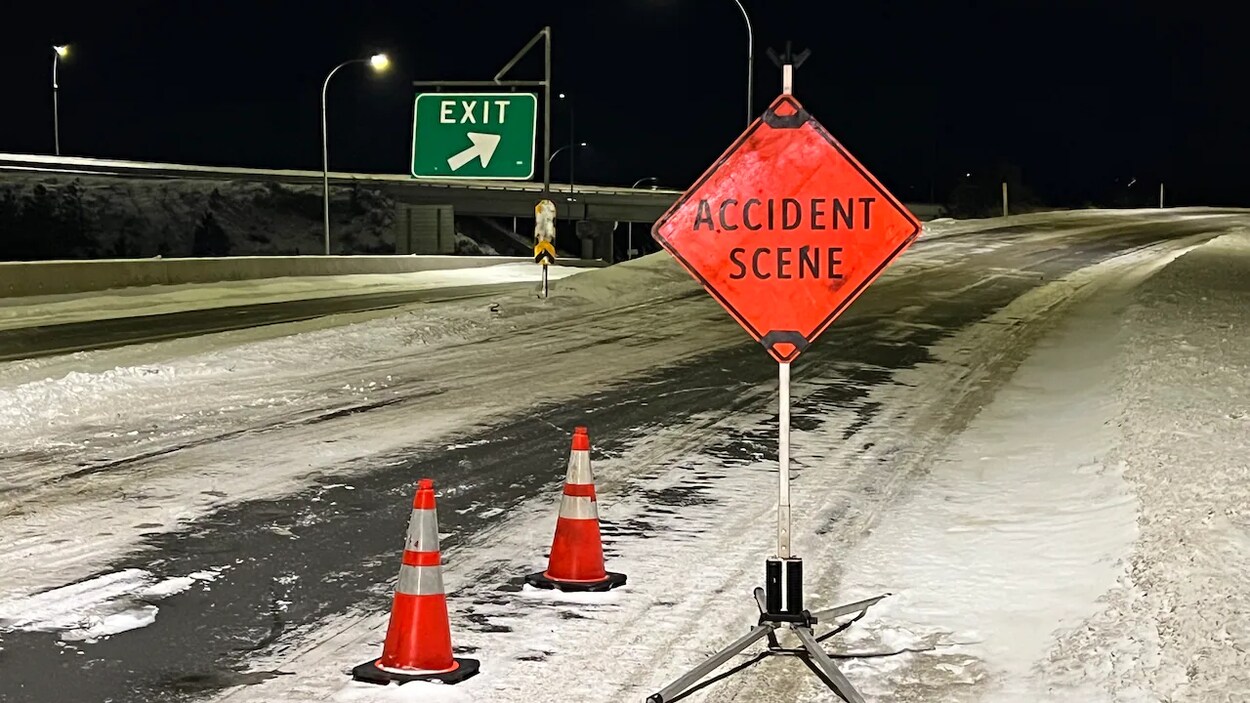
(0, 153, 680, 222)
(0, 153, 943, 260)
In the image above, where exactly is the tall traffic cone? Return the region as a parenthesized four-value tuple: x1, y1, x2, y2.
(525, 426, 627, 592)
(353, 478, 480, 685)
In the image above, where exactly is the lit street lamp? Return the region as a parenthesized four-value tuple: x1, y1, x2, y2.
(549, 141, 588, 199)
(321, 52, 389, 255)
(627, 177, 659, 259)
(730, 0, 753, 125)
(52, 45, 69, 156)
(548, 141, 588, 165)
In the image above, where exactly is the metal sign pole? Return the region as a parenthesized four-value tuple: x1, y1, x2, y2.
(542, 27, 552, 197)
(777, 361, 791, 558)
(776, 44, 797, 564)
(542, 265, 549, 299)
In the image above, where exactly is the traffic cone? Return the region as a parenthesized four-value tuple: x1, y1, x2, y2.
(352, 478, 480, 685)
(525, 426, 627, 592)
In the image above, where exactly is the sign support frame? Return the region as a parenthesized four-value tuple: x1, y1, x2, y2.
(646, 45, 894, 703)
(412, 26, 553, 196)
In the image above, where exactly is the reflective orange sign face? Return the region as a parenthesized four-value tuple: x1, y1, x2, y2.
(653, 95, 921, 363)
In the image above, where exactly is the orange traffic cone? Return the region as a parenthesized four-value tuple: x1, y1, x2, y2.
(353, 478, 480, 685)
(525, 426, 627, 592)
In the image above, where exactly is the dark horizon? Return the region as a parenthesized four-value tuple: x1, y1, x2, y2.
(0, 0, 1237, 209)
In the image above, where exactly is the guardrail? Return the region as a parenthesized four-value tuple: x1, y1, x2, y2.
(0, 255, 604, 299)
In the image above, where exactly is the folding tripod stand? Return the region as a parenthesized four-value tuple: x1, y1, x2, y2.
(647, 583, 886, 703)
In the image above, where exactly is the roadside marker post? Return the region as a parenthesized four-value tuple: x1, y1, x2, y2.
(648, 45, 921, 703)
(534, 198, 557, 298)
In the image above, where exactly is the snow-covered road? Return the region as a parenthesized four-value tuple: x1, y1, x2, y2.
(1, 209, 1247, 703)
(0, 262, 589, 360)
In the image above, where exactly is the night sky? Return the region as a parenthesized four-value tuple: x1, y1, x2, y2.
(1, 1, 1241, 207)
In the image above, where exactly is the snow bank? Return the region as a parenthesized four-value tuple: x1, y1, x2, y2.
(835, 229, 1250, 701)
(835, 275, 1140, 701)
(1034, 231, 1250, 701)
(538, 251, 691, 306)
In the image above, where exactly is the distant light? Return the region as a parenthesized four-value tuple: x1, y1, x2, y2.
(558, 92, 567, 99)
(369, 53, 390, 71)
(54, 45, 69, 58)
(579, 141, 588, 147)
(964, 172, 971, 177)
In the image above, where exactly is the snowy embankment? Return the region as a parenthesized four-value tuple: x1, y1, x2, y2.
(1037, 232, 1250, 701)
(836, 230, 1250, 702)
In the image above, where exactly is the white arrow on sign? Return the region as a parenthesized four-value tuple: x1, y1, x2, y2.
(446, 132, 502, 171)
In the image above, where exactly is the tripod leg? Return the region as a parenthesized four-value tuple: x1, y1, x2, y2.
(793, 626, 867, 703)
(809, 594, 888, 622)
(647, 623, 776, 703)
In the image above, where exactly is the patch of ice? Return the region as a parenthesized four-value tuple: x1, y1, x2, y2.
(139, 576, 197, 599)
(62, 605, 158, 643)
(0, 566, 222, 643)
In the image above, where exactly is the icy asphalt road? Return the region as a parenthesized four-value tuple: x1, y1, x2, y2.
(0, 273, 585, 362)
(0, 209, 1245, 703)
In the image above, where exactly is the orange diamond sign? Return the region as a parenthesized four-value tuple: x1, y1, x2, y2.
(653, 95, 921, 363)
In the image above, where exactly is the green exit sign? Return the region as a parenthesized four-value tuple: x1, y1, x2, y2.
(411, 93, 537, 179)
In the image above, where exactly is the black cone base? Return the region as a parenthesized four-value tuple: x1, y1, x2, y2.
(524, 570, 627, 592)
(351, 657, 480, 685)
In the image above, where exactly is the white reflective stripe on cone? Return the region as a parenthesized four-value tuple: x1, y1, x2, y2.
(558, 494, 598, 520)
(397, 563, 445, 596)
(376, 659, 458, 676)
(564, 451, 594, 485)
(404, 508, 441, 552)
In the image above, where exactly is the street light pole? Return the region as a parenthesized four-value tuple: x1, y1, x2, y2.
(627, 176, 659, 259)
(52, 45, 68, 156)
(558, 93, 577, 196)
(731, 0, 754, 125)
(547, 142, 587, 167)
(548, 144, 571, 164)
(322, 53, 388, 256)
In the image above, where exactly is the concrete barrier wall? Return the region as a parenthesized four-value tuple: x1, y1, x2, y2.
(0, 255, 603, 299)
